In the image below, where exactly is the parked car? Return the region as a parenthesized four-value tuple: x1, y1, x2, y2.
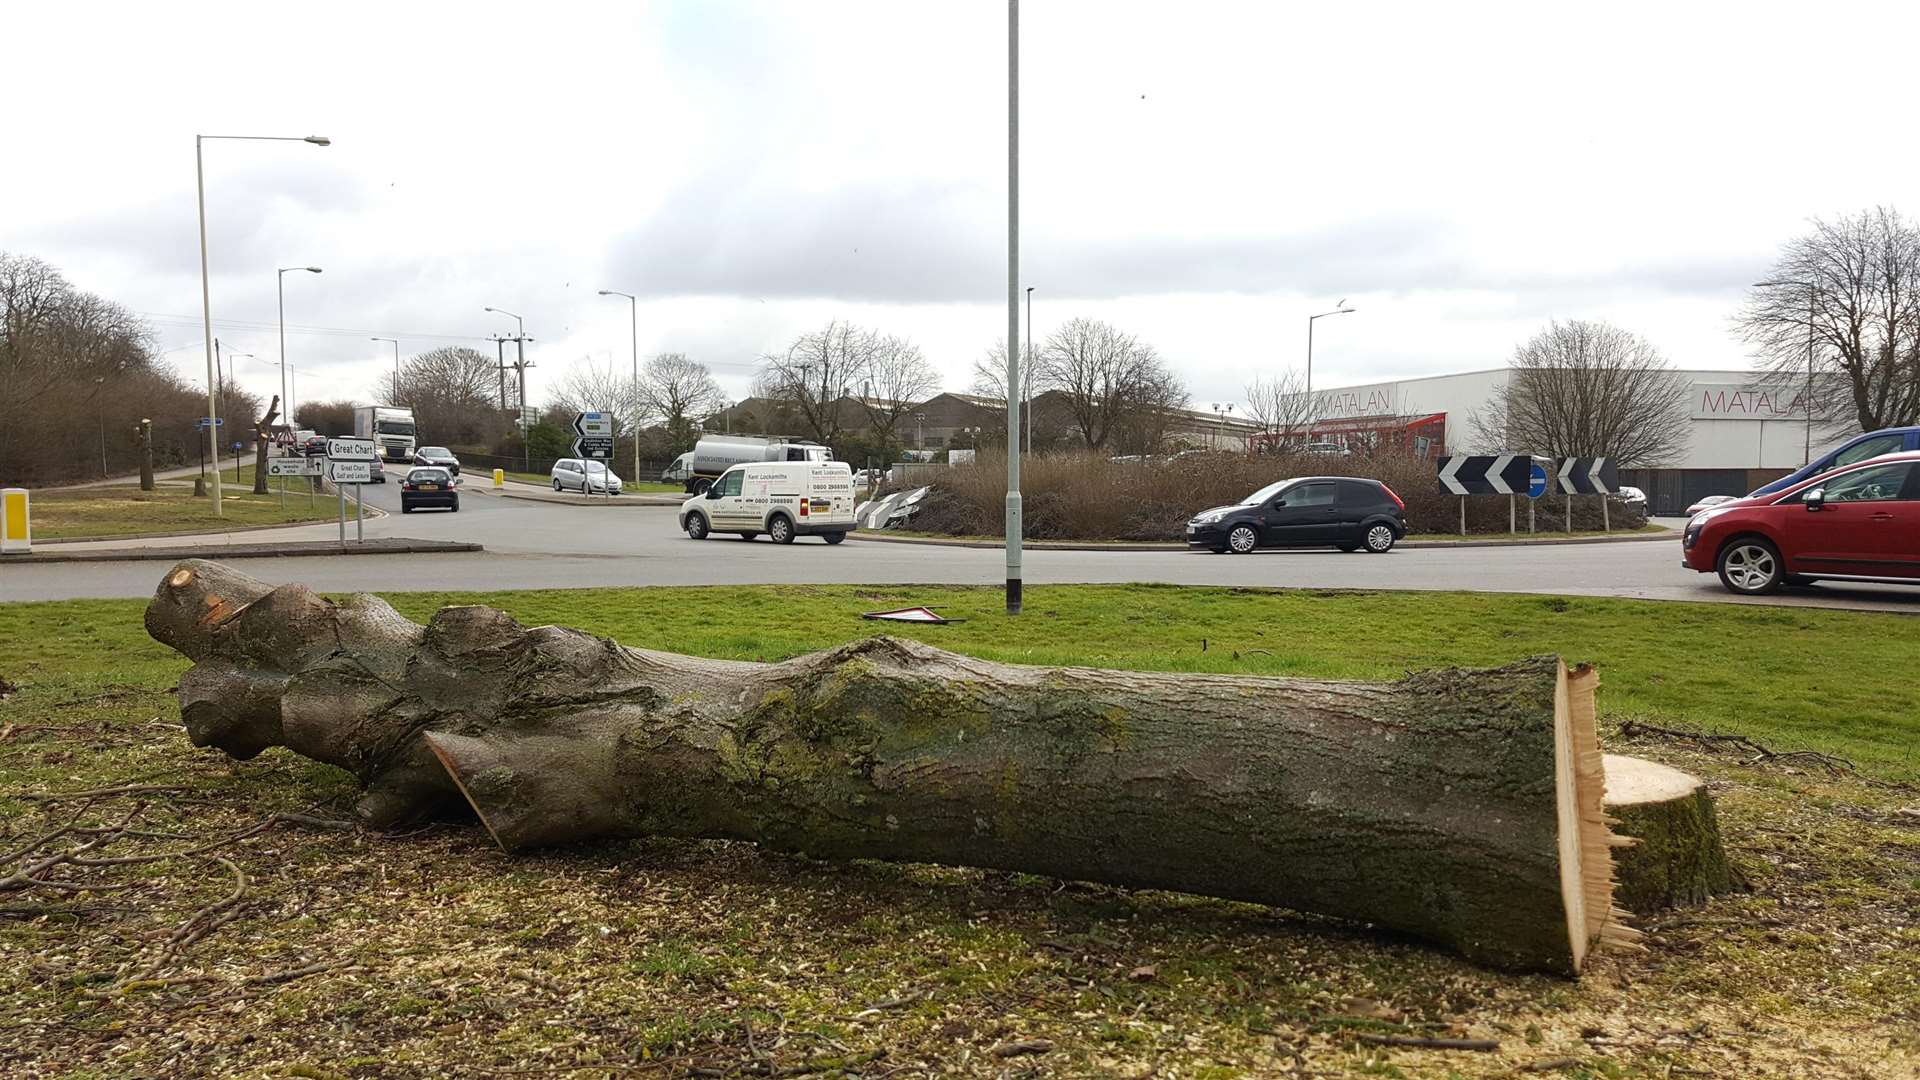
(1685, 494, 1736, 517)
(550, 458, 623, 494)
(1748, 426, 1920, 498)
(302, 435, 329, 457)
(413, 446, 460, 474)
(1682, 450, 1920, 594)
(399, 467, 459, 513)
(680, 461, 858, 545)
(1187, 476, 1407, 554)
(1617, 485, 1648, 509)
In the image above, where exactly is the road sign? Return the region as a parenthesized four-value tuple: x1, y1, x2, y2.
(195, 417, 224, 428)
(1556, 457, 1618, 495)
(232, 441, 244, 451)
(572, 411, 617, 460)
(329, 460, 373, 484)
(267, 457, 322, 477)
(326, 438, 376, 461)
(1527, 461, 1550, 499)
(1436, 454, 1532, 496)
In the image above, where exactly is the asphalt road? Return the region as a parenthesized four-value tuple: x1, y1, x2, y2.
(6, 467, 1919, 613)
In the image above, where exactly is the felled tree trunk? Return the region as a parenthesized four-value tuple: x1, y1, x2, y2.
(146, 559, 1637, 975)
(1603, 754, 1744, 913)
(252, 398, 280, 496)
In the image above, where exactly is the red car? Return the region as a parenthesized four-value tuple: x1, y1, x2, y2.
(1683, 451, 1920, 594)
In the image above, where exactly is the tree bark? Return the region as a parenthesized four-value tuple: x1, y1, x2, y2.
(1602, 754, 1744, 913)
(145, 559, 1637, 975)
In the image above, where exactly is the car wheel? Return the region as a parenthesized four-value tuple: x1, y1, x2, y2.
(450, 499, 459, 512)
(1716, 538, 1784, 595)
(823, 531, 846, 545)
(769, 514, 795, 545)
(685, 513, 709, 540)
(737, 532, 757, 541)
(552, 479, 562, 491)
(401, 505, 413, 514)
(1363, 524, 1397, 553)
(1226, 524, 1258, 554)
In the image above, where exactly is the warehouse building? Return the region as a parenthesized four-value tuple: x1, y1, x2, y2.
(1260, 368, 1840, 515)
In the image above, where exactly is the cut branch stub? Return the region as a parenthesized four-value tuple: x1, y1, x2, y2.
(1603, 754, 1745, 913)
(145, 559, 1638, 974)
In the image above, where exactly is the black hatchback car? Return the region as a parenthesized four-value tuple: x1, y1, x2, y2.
(1187, 476, 1407, 554)
(400, 467, 459, 513)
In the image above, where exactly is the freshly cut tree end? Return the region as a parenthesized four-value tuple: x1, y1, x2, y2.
(1603, 753, 1744, 914)
(1557, 663, 1642, 970)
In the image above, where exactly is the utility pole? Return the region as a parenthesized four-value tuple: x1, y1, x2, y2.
(1004, 0, 1023, 615)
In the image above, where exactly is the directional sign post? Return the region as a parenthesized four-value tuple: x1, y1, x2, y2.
(1556, 457, 1618, 532)
(1437, 455, 1536, 536)
(326, 439, 377, 546)
(267, 455, 322, 511)
(572, 412, 618, 499)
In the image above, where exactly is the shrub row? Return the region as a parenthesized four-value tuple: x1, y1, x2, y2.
(896, 450, 1647, 540)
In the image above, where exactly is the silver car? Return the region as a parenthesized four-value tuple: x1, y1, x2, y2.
(550, 458, 623, 494)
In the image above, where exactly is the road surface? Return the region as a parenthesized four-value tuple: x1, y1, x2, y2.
(4, 468, 1917, 612)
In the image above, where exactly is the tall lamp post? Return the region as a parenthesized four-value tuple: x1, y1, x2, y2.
(278, 266, 321, 431)
(370, 336, 400, 396)
(597, 289, 640, 485)
(1305, 300, 1356, 418)
(1024, 286, 1035, 454)
(1751, 279, 1818, 466)
(1004, 0, 1022, 615)
(197, 133, 329, 515)
(485, 307, 531, 469)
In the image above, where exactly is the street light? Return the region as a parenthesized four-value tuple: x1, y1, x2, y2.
(1005, 0, 1023, 615)
(485, 307, 532, 469)
(370, 336, 400, 394)
(1752, 279, 1818, 466)
(1306, 300, 1356, 438)
(276, 266, 321, 429)
(598, 289, 640, 485)
(197, 133, 330, 516)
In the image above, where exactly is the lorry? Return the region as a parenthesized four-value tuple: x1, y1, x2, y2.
(685, 434, 831, 493)
(352, 405, 417, 482)
(679, 460, 858, 545)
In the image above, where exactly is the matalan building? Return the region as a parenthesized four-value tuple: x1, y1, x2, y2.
(1280, 368, 1841, 515)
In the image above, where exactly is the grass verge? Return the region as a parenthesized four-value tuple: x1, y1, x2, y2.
(23, 480, 338, 540)
(2, 585, 1916, 1078)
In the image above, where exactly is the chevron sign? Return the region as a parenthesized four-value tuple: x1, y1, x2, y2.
(1556, 457, 1618, 495)
(1436, 454, 1533, 496)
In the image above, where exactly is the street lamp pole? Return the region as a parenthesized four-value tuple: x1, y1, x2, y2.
(278, 267, 321, 430)
(598, 290, 640, 485)
(1024, 285, 1034, 454)
(485, 307, 531, 469)
(1752, 279, 1818, 466)
(1004, 0, 1022, 615)
(197, 133, 329, 516)
(370, 336, 400, 395)
(1305, 300, 1356, 437)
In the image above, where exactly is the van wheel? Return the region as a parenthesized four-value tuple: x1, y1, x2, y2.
(686, 513, 709, 541)
(691, 478, 712, 495)
(823, 531, 846, 545)
(768, 515, 795, 545)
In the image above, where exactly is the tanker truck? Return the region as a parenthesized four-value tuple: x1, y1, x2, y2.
(685, 434, 831, 493)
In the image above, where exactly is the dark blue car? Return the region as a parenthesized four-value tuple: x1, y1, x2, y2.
(1749, 427, 1920, 497)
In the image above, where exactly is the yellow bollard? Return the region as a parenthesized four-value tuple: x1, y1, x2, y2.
(492, 468, 504, 488)
(1, 488, 30, 554)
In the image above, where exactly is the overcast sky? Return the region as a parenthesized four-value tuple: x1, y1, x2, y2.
(6, 1, 1914, 416)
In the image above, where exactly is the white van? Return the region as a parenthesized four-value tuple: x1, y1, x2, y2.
(679, 461, 858, 545)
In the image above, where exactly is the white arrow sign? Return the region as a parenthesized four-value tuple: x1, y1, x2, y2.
(329, 461, 373, 484)
(1438, 456, 1469, 495)
(327, 438, 376, 461)
(1485, 453, 1517, 495)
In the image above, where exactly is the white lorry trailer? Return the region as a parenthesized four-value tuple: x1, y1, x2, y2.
(352, 405, 417, 482)
(685, 434, 831, 493)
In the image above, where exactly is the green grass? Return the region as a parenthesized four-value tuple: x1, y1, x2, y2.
(1, 585, 1913, 777)
(22, 479, 340, 540)
(4, 585, 1917, 1076)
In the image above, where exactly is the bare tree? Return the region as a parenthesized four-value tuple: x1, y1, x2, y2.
(759, 321, 881, 444)
(1734, 206, 1920, 433)
(381, 347, 509, 447)
(635, 352, 723, 448)
(1242, 369, 1314, 450)
(1034, 318, 1188, 451)
(545, 357, 639, 437)
(1470, 320, 1690, 466)
(854, 336, 940, 441)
